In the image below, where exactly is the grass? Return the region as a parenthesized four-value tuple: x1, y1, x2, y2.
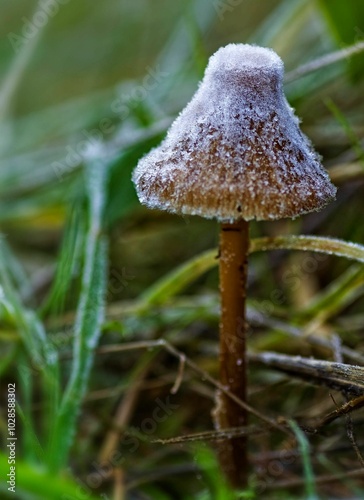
(1, 0, 364, 498)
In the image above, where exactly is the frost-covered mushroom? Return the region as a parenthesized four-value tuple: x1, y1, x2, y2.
(132, 43, 336, 487)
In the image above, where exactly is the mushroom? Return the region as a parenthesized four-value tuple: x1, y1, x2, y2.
(132, 43, 336, 488)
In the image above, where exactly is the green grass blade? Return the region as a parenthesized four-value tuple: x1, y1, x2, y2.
(0, 1, 45, 123)
(194, 445, 239, 500)
(0, 453, 99, 500)
(289, 420, 319, 500)
(138, 236, 364, 309)
(0, 344, 17, 378)
(140, 249, 217, 307)
(0, 237, 31, 301)
(317, 0, 364, 80)
(48, 158, 108, 471)
(302, 264, 364, 318)
(40, 203, 86, 316)
(250, 236, 364, 261)
(15, 400, 45, 463)
(0, 238, 58, 370)
(252, 0, 307, 47)
(0, 253, 61, 464)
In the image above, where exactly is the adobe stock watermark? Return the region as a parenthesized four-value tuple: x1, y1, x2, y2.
(110, 66, 168, 117)
(254, 445, 297, 494)
(7, 384, 17, 494)
(106, 267, 135, 300)
(52, 64, 169, 181)
(258, 251, 328, 315)
(8, 0, 71, 54)
(213, 0, 244, 21)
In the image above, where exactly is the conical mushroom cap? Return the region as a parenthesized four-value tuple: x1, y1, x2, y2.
(133, 44, 336, 222)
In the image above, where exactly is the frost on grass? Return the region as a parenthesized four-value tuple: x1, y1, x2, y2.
(132, 44, 336, 222)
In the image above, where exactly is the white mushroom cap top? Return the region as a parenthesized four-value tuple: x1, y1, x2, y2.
(132, 44, 336, 222)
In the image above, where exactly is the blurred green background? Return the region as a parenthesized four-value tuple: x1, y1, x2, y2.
(1, 0, 364, 499)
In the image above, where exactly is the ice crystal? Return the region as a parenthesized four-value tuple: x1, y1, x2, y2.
(132, 44, 336, 222)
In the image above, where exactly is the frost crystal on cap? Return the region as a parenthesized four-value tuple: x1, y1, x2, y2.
(133, 43, 336, 222)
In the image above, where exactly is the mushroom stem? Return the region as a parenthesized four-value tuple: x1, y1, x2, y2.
(215, 219, 249, 488)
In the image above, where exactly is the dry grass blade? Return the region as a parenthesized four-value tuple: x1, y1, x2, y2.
(329, 162, 364, 183)
(170, 353, 186, 395)
(152, 425, 266, 444)
(98, 367, 149, 465)
(345, 412, 364, 468)
(96, 339, 292, 435)
(311, 395, 364, 430)
(270, 468, 364, 490)
(248, 308, 364, 365)
(249, 351, 364, 395)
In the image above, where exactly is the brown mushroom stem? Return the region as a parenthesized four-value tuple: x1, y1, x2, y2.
(215, 219, 249, 488)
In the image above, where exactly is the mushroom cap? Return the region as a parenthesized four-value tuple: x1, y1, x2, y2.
(133, 44, 336, 222)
